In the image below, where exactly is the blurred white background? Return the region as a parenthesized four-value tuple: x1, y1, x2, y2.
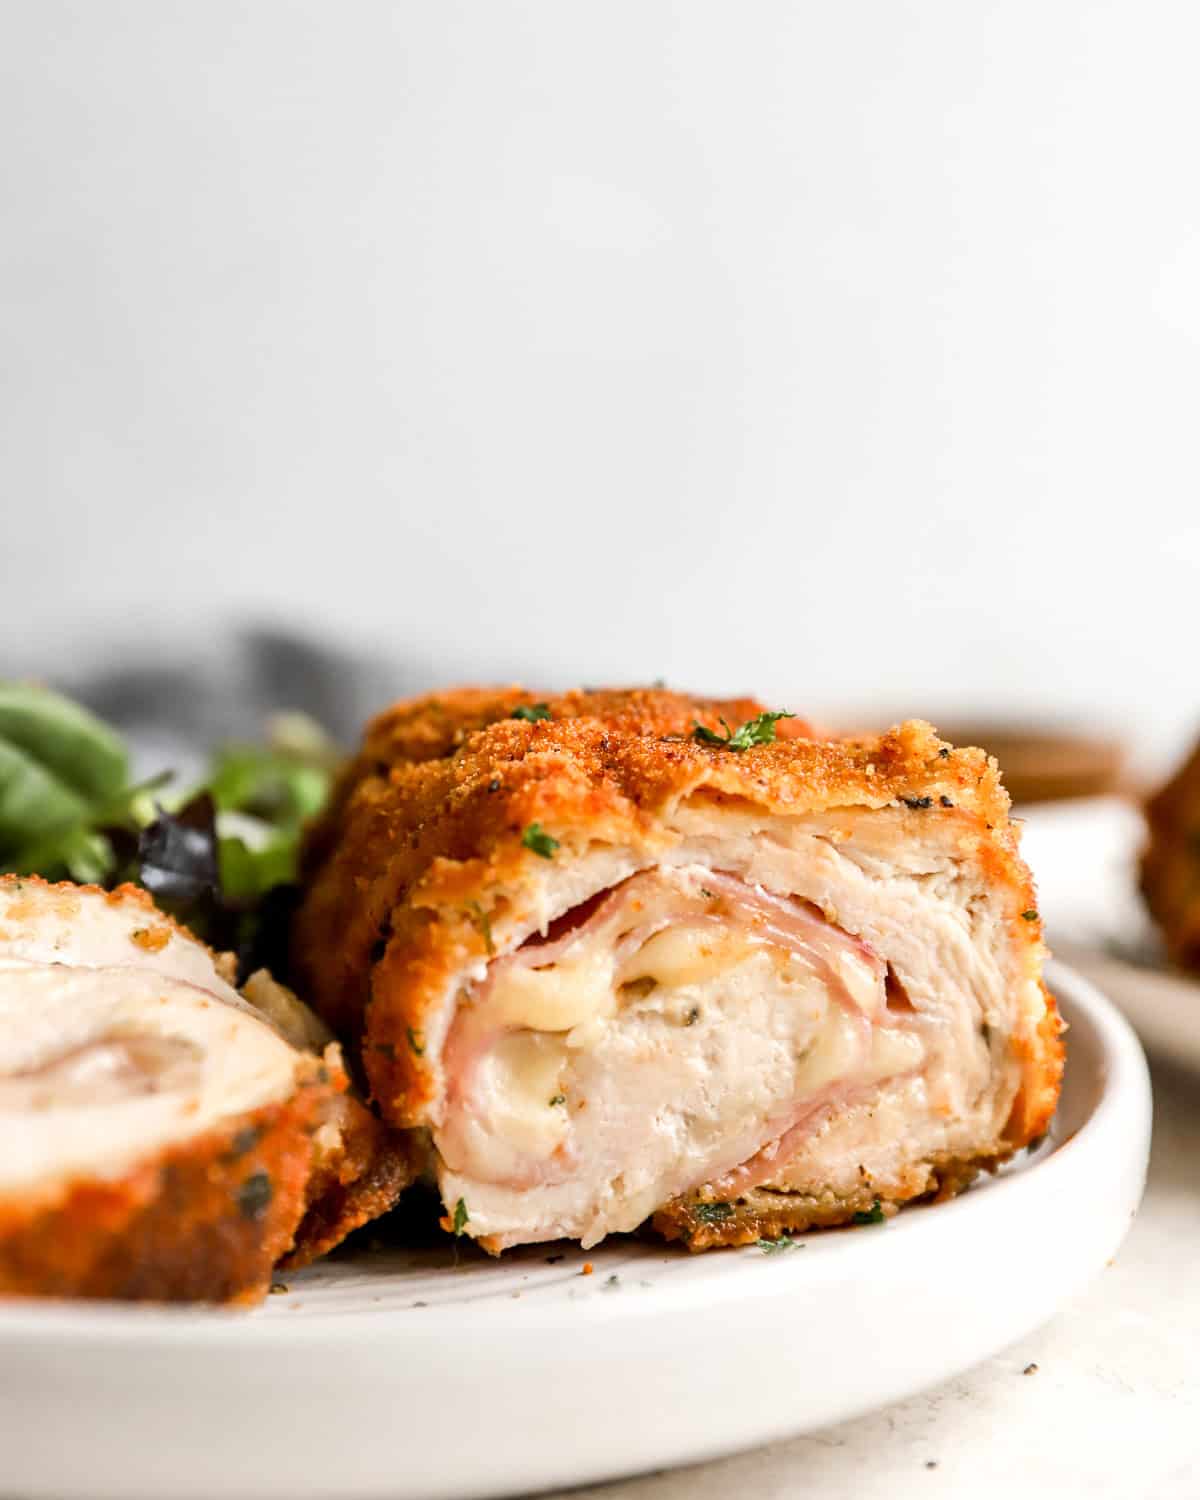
(2, 2, 1198, 761)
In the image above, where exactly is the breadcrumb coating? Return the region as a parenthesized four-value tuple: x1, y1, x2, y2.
(293, 687, 1062, 1181)
(0, 875, 412, 1299)
(0, 1080, 326, 1303)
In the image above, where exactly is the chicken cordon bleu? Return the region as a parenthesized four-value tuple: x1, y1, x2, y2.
(0, 877, 412, 1302)
(293, 687, 1062, 1253)
(1141, 734, 1200, 972)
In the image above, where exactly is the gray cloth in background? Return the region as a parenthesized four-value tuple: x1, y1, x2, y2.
(25, 627, 419, 779)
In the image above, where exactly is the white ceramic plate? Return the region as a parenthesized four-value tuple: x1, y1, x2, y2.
(0, 961, 1150, 1500)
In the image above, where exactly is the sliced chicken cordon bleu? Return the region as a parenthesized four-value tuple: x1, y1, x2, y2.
(0, 877, 411, 1302)
(293, 687, 1062, 1252)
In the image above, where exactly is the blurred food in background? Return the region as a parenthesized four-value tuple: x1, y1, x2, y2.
(933, 724, 1130, 806)
(926, 720, 1149, 963)
(1141, 734, 1200, 973)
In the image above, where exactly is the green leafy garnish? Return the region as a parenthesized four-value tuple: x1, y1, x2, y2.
(522, 822, 559, 858)
(1021, 909, 1039, 922)
(512, 703, 551, 722)
(0, 684, 152, 882)
(205, 713, 341, 905)
(548, 1093, 566, 1107)
(694, 1201, 735, 1224)
(692, 711, 795, 752)
(207, 714, 336, 826)
(0, 683, 342, 982)
(406, 1026, 425, 1057)
(757, 1236, 798, 1254)
(452, 1198, 469, 1236)
(0, 682, 129, 803)
(852, 1199, 886, 1226)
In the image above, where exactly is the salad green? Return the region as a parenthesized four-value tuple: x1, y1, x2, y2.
(0, 681, 341, 977)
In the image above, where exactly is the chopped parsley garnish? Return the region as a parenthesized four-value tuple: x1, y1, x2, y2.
(228, 1125, 263, 1160)
(852, 1199, 886, 1226)
(692, 710, 795, 752)
(512, 703, 551, 723)
(522, 822, 559, 858)
(452, 1197, 469, 1237)
(694, 1200, 735, 1224)
(467, 900, 494, 955)
(757, 1236, 797, 1254)
(1021, 909, 1039, 921)
(406, 1026, 425, 1056)
(237, 1171, 273, 1222)
(548, 1094, 566, 1107)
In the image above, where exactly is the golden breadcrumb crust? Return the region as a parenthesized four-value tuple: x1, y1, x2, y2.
(303, 686, 815, 873)
(1141, 737, 1200, 971)
(293, 686, 1063, 1187)
(0, 1081, 327, 1304)
(0, 873, 412, 1283)
(283, 1097, 415, 1270)
(653, 1144, 1016, 1249)
(0, 875, 227, 963)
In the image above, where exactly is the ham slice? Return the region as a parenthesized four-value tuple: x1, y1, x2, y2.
(292, 688, 1063, 1253)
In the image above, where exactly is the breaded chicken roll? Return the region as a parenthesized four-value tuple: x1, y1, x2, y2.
(1142, 735, 1200, 971)
(0, 877, 411, 1302)
(293, 688, 1061, 1252)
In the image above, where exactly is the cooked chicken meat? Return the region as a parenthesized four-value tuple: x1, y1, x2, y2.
(0, 877, 411, 1302)
(293, 687, 1062, 1252)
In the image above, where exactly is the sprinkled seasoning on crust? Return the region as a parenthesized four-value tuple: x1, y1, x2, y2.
(293, 688, 1062, 1178)
(0, 1077, 328, 1303)
(0, 874, 414, 1298)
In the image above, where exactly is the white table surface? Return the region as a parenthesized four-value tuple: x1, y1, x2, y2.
(543, 1055, 1196, 1500)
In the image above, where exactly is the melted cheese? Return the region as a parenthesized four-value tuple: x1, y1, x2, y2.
(476, 1032, 570, 1157)
(626, 926, 758, 989)
(486, 949, 617, 1033)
